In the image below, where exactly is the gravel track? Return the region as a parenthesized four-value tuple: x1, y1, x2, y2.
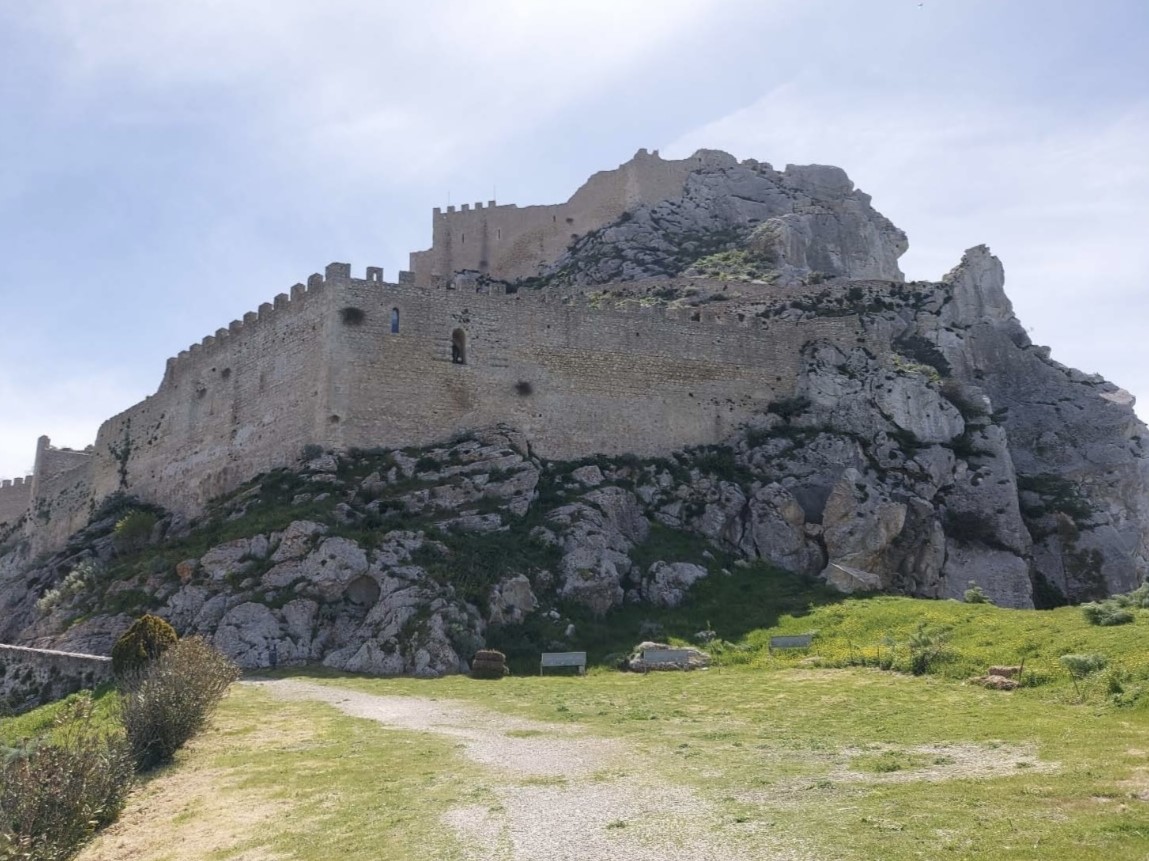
(254, 679, 799, 861)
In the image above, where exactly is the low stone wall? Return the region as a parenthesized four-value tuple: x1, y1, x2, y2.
(0, 644, 113, 713)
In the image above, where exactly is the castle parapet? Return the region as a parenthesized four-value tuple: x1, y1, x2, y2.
(159, 263, 389, 389)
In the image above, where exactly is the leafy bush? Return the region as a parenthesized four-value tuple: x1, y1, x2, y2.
(470, 649, 508, 680)
(1081, 601, 1135, 627)
(907, 622, 950, 675)
(1060, 653, 1108, 701)
(963, 582, 992, 605)
(113, 509, 157, 553)
(119, 637, 240, 770)
(111, 614, 178, 678)
(0, 700, 133, 861)
(767, 396, 812, 421)
(894, 333, 952, 378)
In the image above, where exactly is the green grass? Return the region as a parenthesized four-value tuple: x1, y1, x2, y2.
(200, 687, 481, 859)
(11, 589, 1149, 861)
(296, 664, 1149, 861)
(0, 685, 121, 748)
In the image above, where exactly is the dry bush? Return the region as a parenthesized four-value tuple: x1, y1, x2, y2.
(119, 637, 240, 770)
(969, 674, 1020, 691)
(0, 709, 133, 861)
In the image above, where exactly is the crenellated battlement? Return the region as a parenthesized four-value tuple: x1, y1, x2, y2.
(161, 263, 386, 387)
(0, 474, 32, 527)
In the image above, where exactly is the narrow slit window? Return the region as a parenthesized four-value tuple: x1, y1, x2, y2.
(451, 328, 467, 364)
(390, 308, 400, 334)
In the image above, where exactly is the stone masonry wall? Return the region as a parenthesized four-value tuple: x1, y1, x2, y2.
(26, 438, 95, 555)
(87, 268, 342, 515)
(409, 149, 734, 286)
(0, 644, 113, 712)
(0, 477, 31, 528)
(330, 270, 875, 461)
(65, 265, 877, 522)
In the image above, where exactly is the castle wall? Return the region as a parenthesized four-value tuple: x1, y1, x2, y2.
(69, 264, 877, 522)
(0, 477, 31, 528)
(331, 272, 871, 460)
(24, 438, 95, 554)
(409, 149, 734, 286)
(88, 268, 342, 515)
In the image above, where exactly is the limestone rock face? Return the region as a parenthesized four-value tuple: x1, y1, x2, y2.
(488, 574, 538, 625)
(536, 159, 907, 286)
(911, 246, 1149, 600)
(548, 487, 650, 615)
(642, 561, 709, 608)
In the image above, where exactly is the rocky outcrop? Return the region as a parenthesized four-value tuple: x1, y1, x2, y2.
(532, 157, 907, 288)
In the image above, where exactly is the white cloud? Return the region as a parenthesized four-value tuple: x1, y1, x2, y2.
(32, 1, 723, 184)
(665, 83, 1149, 418)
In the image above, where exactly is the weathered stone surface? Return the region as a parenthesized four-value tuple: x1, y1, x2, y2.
(270, 521, 327, 563)
(819, 469, 907, 589)
(942, 542, 1032, 609)
(199, 539, 253, 582)
(642, 561, 709, 608)
(549, 487, 649, 615)
(488, 574, 538, 625)
(541, 158, 907, 286)
(5, 153, 1149, 666)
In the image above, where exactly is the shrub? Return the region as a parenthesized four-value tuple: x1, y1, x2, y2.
(119, 637, 240, 770)
(113, 509, 157, 553)
(111, 614, 178, 678)
(963, 582, 992, 604)
(767, 396, 811, 421)
(1081, 601, 1135, 627)
(907, 622, 950, 675)
(35, 560, 102, 614)
(1060, 653, 1108, 701)
(0, 708, 133, 861)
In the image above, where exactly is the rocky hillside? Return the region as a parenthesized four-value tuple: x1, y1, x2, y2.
(1, 153, 1146, 679)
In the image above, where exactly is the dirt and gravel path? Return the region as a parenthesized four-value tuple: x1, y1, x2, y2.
(254, 678, 791, 861)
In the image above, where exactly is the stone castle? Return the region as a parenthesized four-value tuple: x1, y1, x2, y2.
(1, 148, 907, 553)
(3, 146, 1145, 611)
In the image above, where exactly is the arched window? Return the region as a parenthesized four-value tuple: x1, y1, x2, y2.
(451, 328, 467, 365)
(390, 308, 400, 334)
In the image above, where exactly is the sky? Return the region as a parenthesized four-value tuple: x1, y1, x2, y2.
(1, 0, 1147, 480)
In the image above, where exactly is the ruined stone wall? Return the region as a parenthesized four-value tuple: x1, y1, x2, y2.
(25, 438, 95, 555)
(330, 271, 872, 461)
(0, 477, 31, 528)
(0, 644, 113, 712)
(27, 463, 93, 556)
(409, 149, 734, 286)
(87, 267, 345, 516)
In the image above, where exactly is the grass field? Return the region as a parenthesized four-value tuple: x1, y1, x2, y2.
(7, 593, 1149, 860)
